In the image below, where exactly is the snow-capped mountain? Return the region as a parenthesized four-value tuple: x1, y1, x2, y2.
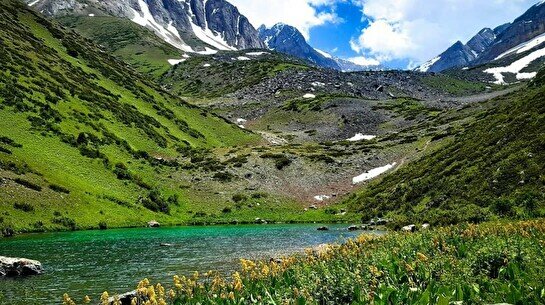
(418, 1, 545, 74)
(417, 26, 506, 73)
(26, 0, 264, 53)
(258, 23, 340, 70)
(258, 23, 377, 71)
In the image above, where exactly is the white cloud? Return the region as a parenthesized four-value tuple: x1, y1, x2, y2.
(351, 0, 541, 63)
(347, 56, 380, 66)
(229, 0, 343, 39)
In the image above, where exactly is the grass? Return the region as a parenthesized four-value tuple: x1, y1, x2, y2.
(57, 16, 184, 79)
(62, 219, 545, 305)
(419, 74, 491, 96)
(0, 0, 356, 234)
(344, 83, 545, 227)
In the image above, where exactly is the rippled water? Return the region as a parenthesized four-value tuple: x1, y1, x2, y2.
(0, 224, 375, 305)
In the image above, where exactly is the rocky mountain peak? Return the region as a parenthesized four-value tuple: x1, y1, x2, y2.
(418, 1, 545, 73)
(26, 0, 264, 52)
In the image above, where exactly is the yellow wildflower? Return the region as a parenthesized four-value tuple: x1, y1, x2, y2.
(83, 295, 91, 304)
(417, 252, 428, 262)
(100, 292, 110, 305)
(232, 271, 243, 291)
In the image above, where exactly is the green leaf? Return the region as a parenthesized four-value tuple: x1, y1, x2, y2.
(437, 295, 450, 305)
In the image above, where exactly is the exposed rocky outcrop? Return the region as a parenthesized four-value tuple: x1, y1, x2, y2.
(0, 256, 43, 277)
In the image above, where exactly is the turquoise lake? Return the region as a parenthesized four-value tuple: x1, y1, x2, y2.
(0, 224, 377, 305)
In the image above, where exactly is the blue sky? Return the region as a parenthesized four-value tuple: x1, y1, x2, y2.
(230, 0, 542, 69)
(307, 2, 366, 58)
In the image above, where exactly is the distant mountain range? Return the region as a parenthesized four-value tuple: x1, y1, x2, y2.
(25, 0, 375, 71)
(418, 1, 545, 77)
(258, 23, 377, 72)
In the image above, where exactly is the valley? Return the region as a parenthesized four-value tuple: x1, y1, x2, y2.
(1, 0, 545, 304)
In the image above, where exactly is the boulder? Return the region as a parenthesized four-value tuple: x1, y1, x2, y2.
(0, 256, 43, 277)
(147, 220, 160, 228)
(422, 223, 430, 230)
(1, 227, 15, 237)
(401, 225, 417, 232)
(348, 225, 360, 231)
(100, 290, 138, 305)
(317, 226, 329, 231)
(254, 218, 267, 224)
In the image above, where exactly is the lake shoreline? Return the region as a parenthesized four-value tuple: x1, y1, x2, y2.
(0, 218, 368, 239)
(0, 223, 368, 304)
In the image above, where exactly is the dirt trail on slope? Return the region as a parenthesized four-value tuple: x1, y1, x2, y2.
(445, 85, 523, 104)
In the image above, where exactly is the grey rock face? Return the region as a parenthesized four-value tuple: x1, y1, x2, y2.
(427, 41, 477, 73)
(466, 28, 496, 55)
(259, 23, 340, 70)
(25, 0, 264, 51)
(478, 2, 545, 62)
(0, 256, 43, 277)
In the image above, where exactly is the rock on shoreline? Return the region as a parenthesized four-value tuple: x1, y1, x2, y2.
(0, 256, 43, 277)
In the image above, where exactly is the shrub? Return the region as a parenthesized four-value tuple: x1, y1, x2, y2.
(98, 221, 108, 230)
(52, 216, 77, 231)
(222, 207, 232, 213)
(13, 178, 42, 191)
(113, 162, 131, 180)
(0, 136, 22, 148)
(213, 172, 234, 182)
(260, 153, 292, 170)
(251, 192, 269, 199)
(194, 211, 207, 217)
(232, 194, 247, 203)
(0, 146, 12, 155)
(49, 184, 70, 194)
(13, 202, 34, 212)
(140, 189, 171, 214)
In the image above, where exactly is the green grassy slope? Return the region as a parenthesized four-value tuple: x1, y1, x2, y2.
(0, 0, 266, 233)
(57, 16, 183, 79)
(344, 80, 545, 227)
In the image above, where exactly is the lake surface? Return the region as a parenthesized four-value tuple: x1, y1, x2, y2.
(0, 224, 376, 305)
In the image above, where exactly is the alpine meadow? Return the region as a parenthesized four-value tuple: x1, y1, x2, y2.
(0, 0, 544, 304)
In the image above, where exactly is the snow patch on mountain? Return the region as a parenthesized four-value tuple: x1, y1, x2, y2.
(246, 52, 269, 56)
(131, 0, 194, 52)
(190, 22, 236, 51)
(315, 48, 333, 59)
(353, 163, 397, 184)
(346, 134, 376, 142)
(416, 56, 441, 72)
(495, 33, 545, 60)
(485, 47, 545, 84)
(168, 58, 187, 65)
(196, 48, 218, 55)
